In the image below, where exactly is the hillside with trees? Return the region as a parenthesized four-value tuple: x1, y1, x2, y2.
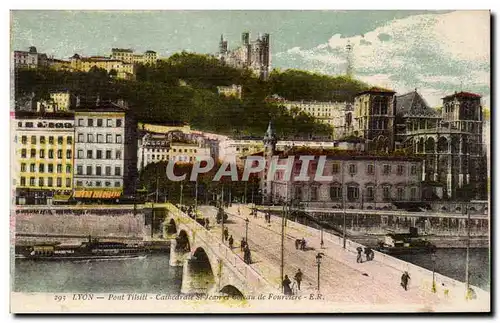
(14, 52, 369, 138)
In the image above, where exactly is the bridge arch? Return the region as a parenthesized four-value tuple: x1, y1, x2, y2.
(220, 285, 245, 299)
(176, 230, 191, 253)
(165, 218, 177, 235)
(185, 247, 217, 294)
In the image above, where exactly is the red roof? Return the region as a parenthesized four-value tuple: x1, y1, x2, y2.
(357, 86, 396, 96)
(442, 91, 482, 100)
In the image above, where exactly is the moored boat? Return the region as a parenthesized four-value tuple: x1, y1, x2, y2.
(376, 227, 436, 255)
(15, 236, 150, 261)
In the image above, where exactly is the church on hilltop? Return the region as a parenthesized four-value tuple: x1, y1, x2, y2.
(218, 32, 270, 80)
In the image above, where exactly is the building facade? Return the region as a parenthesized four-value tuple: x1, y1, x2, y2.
(282, 100, 354, 138)
(36, 91, 72, 113)
(111, 48, 158, 65)
(217, 84, 243, 99)
(73, 102, 137, 197)
(13, 46, 48, 69)
(13, 112, 75, 204)
(270, 154, 423, 210)
(397, 91, 487, 200)
(69, 54, 134, 79)
(353, 87, 396, 152)
(137, 132, 211, 171)
(218, 32, 270, 80)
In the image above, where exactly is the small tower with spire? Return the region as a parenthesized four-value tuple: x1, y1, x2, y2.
(261, 120, 277, 204)
(346, 40, 353, 79)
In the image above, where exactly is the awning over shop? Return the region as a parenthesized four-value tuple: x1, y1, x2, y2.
(72, 189, 123, 199)
(53, 194, 71, 201)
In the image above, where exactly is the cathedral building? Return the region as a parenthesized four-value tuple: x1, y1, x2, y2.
(218, 32, 270, 80)
(394, 90, 486, 200)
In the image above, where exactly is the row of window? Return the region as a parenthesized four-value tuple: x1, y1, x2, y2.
(299, 186, 418, 201)
(20, 149, 71, 159)
(77, 149, 122, 160)
(146, 155, 194, 162)
(330, 164, 417, 176)
(18, 121, 73, 129)
(20, 163, 71, 174)
(77, 118, 123, 128)
(146, 148, 198, 153)
(19, 176, 71, 188)
(76, 165, 121, 176)
(77, 133, 122, 144)
(20, 135, 72, 145)
(75, 180, 121, 188)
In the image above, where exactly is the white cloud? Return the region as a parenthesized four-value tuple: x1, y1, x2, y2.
(274, 11, 490, 107)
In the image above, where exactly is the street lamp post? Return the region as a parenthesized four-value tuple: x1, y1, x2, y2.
(245, 218, 249, 243)
(316, 253, 324, 293)
(280, 201, 287, 292)
(342, 206, 347, 249)
(431, 252, 437, 293)
(194, 178, 198, 218)
(320, 226, 324, 249)
(179, 183, 183, 207)
(465, 202, 471, 299)
(244, 181, 247, 205)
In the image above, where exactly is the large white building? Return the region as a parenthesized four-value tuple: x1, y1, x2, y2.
(111, 48, 158, 65)
(137, 132, 211, 171)
(73, 101, 137, 198)
(13, 46, 48, 69)
(281, 100, 353, 139)
(36, 91, 72, 113)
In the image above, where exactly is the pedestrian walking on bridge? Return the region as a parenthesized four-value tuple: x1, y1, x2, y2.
(244, 245, 252, 264)
(228, 235, 234, 249)
(356, 247, 363, 263)
(401, 271, 410, 291)
(294, 269, 303, 291)
(224, 228, 229, 241)
(240, 238, 246, 252)
(282, 275, 292, 295)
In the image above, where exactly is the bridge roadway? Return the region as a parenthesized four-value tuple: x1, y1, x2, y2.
(194, 204, 488, 311)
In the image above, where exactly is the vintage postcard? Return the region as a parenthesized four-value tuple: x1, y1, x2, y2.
(10, 10, 491, 313)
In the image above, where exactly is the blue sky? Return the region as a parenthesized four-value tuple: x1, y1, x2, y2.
(11, 10, 490, 107)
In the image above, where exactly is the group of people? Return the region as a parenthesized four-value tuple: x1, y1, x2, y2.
(282, 269, 303, 295)
(295, 238, 307, 251)
(356, 247, 375, 263)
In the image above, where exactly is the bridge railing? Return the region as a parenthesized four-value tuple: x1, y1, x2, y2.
(168, 203, 275, 293)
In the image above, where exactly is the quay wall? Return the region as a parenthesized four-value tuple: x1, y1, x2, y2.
(14, 209, 146, 242)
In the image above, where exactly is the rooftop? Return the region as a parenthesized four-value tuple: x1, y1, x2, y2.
(74, 100, 129, 113)
(357, 86, 396, 96)
(442, 91, 482, 100)
(15, 111, 75, 120)
(395, 90, 438, 117)
(247, 147, 422, 162)
(112, 48, 134, 53)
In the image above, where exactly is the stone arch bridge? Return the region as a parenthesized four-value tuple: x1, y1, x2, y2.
(162, 204, 275, 298)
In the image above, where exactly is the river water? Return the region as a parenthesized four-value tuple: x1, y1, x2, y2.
(395, 248, 490, 291)
(13, 249, 489, 293)
(13, 255, 182, 293)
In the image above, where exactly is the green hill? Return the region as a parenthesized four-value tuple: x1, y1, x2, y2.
(14, 52, 369, 138)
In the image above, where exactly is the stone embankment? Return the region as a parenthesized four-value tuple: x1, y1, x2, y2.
(14, 211, 146, 245)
